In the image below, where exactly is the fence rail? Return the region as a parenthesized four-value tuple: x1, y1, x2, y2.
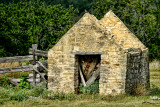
(8, 77, 41, 83)
(0, 65, 34, 73)
(0, 55, 33, 63)
(0, 44, 48, 86)
(29, 48, 48, 57)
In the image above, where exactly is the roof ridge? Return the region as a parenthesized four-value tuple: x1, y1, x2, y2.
(100, 10, 146, 49)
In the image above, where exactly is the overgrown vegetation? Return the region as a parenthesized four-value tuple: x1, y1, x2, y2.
(17, 74, 31, 89)
(0, 68, 159, 106)
(0, 82, 160, 106)
(150, 84, 160, 95)
(79, 81, 99, 94)
(0, 75, 9, 86)
(0, 64, 160, 106)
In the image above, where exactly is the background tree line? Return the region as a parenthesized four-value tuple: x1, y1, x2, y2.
(0, 0, 159, 60)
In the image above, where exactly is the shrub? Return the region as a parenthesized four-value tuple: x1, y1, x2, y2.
(150, 84, 160, 95)
(0, 75, 9, 87)
(42, 91, 65, 100)
(0, 101, 4, 105)
(21, 61, 30, 66)
(41, 89, 54, 99)
(0, 87, 11, 98)
(10, 93, 29, 101)
(31, 87, 45, 97)
(131, 84, 145, 96)
(79, 81, 99, 94)
(40, 90, 76, 101)
(17, 74, 31, 89)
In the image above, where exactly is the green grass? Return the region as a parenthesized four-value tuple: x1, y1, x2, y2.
(0, 70, 160, 106)
(150, 70, 160, 90)
(1, 95, 160, 107)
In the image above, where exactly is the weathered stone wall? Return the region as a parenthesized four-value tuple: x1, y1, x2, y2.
(141, 49, 150, 89)
(74, 55, 80, 94)
(48, 13, 126, 95)
(99, 11, 149, 95)
(48, 10, 149, 95)
(125, 48, 149, 94)
(100, 10, 146, 49)
(100, 51, 127, 95)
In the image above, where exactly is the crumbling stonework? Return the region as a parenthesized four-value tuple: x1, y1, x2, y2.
(125, 48, 149, 94)
(48, 10, 149, 95)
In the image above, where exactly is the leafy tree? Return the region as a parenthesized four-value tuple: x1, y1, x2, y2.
(0, 0, 159, 61)
(41, 0, 96, 13)
(0, 0, 77, 57)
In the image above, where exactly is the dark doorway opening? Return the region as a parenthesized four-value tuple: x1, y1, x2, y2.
(75, 55, 101, 94)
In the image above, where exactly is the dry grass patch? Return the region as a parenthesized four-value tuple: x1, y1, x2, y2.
(150, 72, 160, 76)
(4, 72, 32, 78)
(149, 60, 160, 71)
(0, 62, 20, 68)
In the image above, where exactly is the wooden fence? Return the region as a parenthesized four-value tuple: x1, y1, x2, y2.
(0, 44, 48, 86)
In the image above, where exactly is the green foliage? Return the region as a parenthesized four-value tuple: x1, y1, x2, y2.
(17, 74, 31, 89)
(40, 0, 96, 14)
(27, 86, 76, 101)
(42, 91, 76, 101)
(39, 57, 47, 62)
(0, 0, 159, 60)
(44, 91, 65, 100)
(0, 75, 9, 86)
(79, 81, 99, 94)
(21, 61, 30, 66)
(0, 101, 4, 105)
(150, 84, 160, 95)
(0, 85, 30, 100)
(31, 87, 45, 97)
(0, 86, 12, 98)
(10, 93, 29, 101)
(0, 0, 77, 57)
(0, 85, 157, 105)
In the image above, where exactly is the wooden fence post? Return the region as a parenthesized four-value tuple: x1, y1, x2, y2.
(0, 44, 48, 86)
(32, 44, 38, 86)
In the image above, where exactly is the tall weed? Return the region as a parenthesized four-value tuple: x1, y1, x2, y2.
(150, 60, 160, 71)
(17, 74, 31, 89)
(79, 81, 99, 94)
(0, 75, 9, 86)
(10, 93, 29, 101)
(150, 84, 160, 95)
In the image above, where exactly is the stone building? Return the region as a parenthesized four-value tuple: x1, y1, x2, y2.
(48, 10, 150, 95)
